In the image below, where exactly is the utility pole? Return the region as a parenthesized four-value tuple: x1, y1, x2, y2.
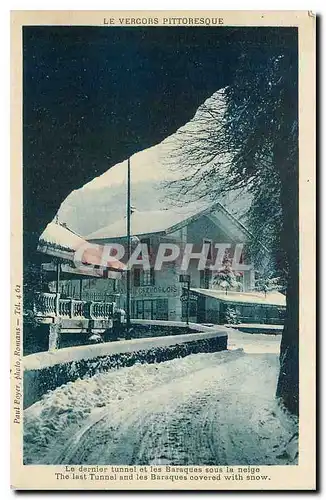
(186, 279, 190, 327)
(126, 157, 131, 339)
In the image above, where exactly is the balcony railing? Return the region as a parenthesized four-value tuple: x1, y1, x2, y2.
(34, 292, 115, 320)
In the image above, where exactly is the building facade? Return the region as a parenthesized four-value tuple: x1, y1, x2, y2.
(86, 202, 285, 325)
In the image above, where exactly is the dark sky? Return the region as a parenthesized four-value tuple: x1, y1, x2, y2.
(23, 26, 297, 246)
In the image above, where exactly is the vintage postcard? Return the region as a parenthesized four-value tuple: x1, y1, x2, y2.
(11, 10, 316, 490)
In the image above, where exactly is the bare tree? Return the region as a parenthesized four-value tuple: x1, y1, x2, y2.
(164, 47, 299, 415)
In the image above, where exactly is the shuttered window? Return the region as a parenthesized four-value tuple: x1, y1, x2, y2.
(133, 268, 141, 287)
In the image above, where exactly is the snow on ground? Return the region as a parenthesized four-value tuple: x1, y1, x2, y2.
(227, 328, 281, 354)
(233, 323, 283, 330)
(24, 330, 297, 466)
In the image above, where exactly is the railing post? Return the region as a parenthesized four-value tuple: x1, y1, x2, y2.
(89, 301, 95, 319)
(70, 298, 74, 318)
(33, 293, 38, 315)
(55, 293, 61, 317)
(49, 318, 61, 351)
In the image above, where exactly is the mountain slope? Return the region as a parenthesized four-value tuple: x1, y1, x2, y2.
(57, 90, 252, 237)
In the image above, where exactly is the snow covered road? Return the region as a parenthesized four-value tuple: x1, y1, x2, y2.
(24, 331, 298, 465)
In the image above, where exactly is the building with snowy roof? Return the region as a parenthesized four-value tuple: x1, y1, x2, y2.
(87, 202, 285, 325)
(29, 221, 127, 352)
(38, 220, 125, 298)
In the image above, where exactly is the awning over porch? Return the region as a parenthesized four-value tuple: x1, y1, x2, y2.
(190, 288, 286, 307)
(38, 221, 126, 277)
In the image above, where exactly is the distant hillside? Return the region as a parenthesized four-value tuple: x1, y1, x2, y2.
(58, 180, 168, 237)
(57, 89, 252, 237)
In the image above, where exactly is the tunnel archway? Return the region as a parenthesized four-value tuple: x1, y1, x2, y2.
(23, 26, 296, 259)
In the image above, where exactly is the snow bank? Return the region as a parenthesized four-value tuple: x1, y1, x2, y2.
(230, 323, 283, 330)
(227, 329, 281, 354)
(24, 326, 228, 372)
(225, 323, 283, 335)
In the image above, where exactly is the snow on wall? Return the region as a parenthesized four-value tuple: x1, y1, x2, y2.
(23, 326, 228, 409)
(24, 325, 228, 372)
(131, 319, 214, 331)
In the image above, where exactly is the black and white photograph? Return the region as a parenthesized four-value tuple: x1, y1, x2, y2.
(10, 10, 316, 491)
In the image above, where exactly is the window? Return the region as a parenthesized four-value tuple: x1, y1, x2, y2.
(267, 307, 279, 319)
(142, 269, 150, 286)
(255, 305, 264, 322)
(189, 299, 197, 316)
(133, 268, 141, 287)
(242, 305, 251, 320)
(278, 308, 285, 321)
(133, 268, 155, 287)
(136, 300, 144, 318)
(236, 273, 244, 289)
(142, 269, 154, 286)
(143, 300, 152, 319)
(182, 297, 197, 319)
(132, 299, 164, 320)
(156, 299, 168, 320)
(200, 268, 212, 289)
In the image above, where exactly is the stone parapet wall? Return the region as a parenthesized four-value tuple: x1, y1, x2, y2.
(23, 326, 228, 409)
